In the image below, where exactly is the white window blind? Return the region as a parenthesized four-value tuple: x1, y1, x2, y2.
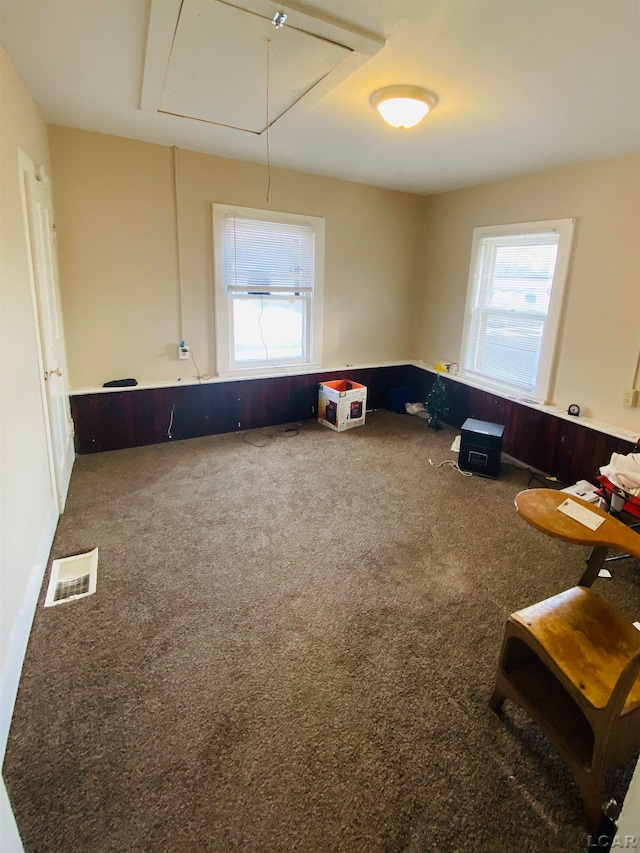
(460, 220, 574, 402)
(213, 204, 325, 375)
(223, 215, 315, 294)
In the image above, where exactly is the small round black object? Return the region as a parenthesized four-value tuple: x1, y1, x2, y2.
(567, 403, 580, 417)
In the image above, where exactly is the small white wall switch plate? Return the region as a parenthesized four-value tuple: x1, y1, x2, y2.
(178, 341, 190, 360)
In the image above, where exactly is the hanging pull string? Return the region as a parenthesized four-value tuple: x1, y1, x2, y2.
(231, 213, 284, 374)
(266, 37, 272, 202)
(257, 293, 285, 373)
(428, 458, 474, 477)
(261, 31, 284, 371)
(265, 13, 286, 201)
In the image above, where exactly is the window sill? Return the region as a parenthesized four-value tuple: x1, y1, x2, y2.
(217, 362, 324, 379)
(416, 362, 542, 404)
(456, 371, 543, 405)
(412, 362, 639, 445)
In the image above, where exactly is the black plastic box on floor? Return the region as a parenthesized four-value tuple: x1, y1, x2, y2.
(459, 418, 505, 479)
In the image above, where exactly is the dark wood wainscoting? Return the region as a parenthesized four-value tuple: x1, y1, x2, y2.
(410, 367, 636, 485)
(70, 365, 415, 455)
(71, 365, 635, 486)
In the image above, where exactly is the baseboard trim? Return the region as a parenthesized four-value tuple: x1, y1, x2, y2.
(0, 777, 24, 852)
(0, 499, 58, 765)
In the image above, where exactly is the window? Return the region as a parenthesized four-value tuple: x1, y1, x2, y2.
(460, 219, 574, 402)
(213, 204, 324, 374)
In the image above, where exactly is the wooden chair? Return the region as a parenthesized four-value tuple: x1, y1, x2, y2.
(489, 489, 640, 833)
(511, 487, 640, 588)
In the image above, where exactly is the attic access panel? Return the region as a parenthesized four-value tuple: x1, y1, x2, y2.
(161, 1, 350, 132)
(142, 0, 384, 134)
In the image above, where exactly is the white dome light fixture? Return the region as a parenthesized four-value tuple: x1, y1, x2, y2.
(370, 85, 439, 129)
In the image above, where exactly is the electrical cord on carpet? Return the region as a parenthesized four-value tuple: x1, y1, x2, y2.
(526, 470, 564, 489)
(241, 422, 306, 448)
(428, 458, 473, 477)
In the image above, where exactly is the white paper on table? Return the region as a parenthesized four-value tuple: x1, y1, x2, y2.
(557, 498, 605, 531)
(560, 480, 600, 504)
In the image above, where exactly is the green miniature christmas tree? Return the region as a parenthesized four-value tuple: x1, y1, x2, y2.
(425, 374, 449, 431)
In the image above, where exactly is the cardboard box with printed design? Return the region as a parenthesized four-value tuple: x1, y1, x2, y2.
(318, 380, 367, 432)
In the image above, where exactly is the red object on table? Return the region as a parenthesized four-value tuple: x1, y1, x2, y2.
(596, 475, 640, 521)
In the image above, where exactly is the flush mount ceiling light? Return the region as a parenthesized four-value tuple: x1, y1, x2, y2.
(370, 85, 438, 128)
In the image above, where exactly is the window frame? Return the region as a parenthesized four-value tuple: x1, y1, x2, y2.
(459, 218, 575, 403)
(212, 204, 325, 376)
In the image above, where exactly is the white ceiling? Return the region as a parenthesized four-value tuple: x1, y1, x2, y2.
(1, 0, 639, 195)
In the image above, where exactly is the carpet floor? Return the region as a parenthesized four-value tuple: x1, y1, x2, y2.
(4, 411, 639, 852)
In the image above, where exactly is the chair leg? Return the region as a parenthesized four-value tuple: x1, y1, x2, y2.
(578, 772, 605, 836)
(578, 546, 609, 587)
(489, 682, 506, 712)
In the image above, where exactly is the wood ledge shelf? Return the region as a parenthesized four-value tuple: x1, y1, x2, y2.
(70, 366, 637, 488)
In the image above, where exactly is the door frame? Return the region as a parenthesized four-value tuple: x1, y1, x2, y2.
(17, 149, 74, 511)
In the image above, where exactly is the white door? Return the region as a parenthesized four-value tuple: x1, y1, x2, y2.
(19, 152, 74, 511)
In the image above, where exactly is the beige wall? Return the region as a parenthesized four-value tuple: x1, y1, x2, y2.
(415, 155, 640, 433)
(1, 45, 61, 850)
(49, 127, 424, 389)
(0, 45, 55, 689)
(48, 126, 639, 433)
